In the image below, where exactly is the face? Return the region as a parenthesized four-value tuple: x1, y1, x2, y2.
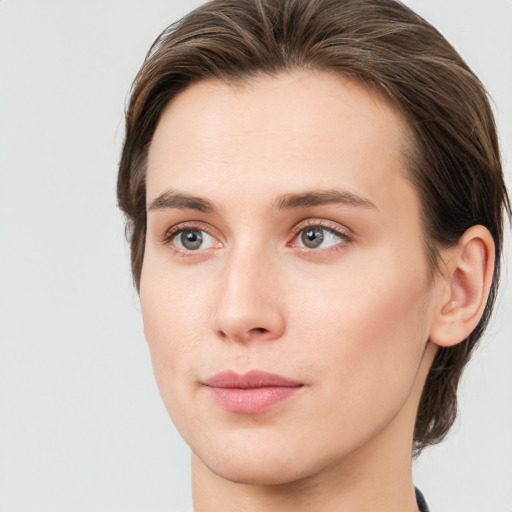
(141, 71, 438, 485)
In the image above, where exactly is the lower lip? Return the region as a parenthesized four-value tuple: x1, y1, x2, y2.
(207, 386, 301, 414)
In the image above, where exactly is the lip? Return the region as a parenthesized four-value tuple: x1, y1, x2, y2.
(202, 370, 304, 414)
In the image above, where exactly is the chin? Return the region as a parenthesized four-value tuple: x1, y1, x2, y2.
(189, 429, 335, 487)
(202, 452, 311, 486)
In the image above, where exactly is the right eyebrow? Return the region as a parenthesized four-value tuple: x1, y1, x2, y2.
(147, 190, 215, 213)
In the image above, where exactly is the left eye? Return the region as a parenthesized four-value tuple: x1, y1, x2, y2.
(172, 229, 216, 251)
(294, 226, 346, 249)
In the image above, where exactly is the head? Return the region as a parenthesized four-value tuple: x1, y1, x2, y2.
(118, 0, 510, 468)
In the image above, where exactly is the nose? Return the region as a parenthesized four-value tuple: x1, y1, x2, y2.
(212, 244, 286, 343)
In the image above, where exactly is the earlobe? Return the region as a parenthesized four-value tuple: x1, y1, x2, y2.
(429, 225, 495, 348)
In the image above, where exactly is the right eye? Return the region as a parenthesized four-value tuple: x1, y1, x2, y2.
(170, 228, 218, 251)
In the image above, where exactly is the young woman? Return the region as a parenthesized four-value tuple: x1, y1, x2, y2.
(117, 1, 510, 510)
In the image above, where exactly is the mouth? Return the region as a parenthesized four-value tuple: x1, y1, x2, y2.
(201, 370, 304, 414)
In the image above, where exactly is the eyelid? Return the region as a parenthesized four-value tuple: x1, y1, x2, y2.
(288, 218, 354, 251)
(289, 218, 354, 239)
(161, 221, 222, 246)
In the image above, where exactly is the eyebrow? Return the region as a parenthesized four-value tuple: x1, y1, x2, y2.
(147, 188, 376, 213)
(147, 190, 214, 213)
(275, 189, 377, 210)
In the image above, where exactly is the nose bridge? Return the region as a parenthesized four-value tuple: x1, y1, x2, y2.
(213, 239, 285, 343)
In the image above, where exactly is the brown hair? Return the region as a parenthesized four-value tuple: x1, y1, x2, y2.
(117, 0, 510, 453)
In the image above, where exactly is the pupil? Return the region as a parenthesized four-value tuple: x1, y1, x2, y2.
(181, 230, 203, 250)
(301, 227, 324, 248)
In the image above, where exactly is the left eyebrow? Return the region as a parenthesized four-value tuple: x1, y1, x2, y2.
(275, 189, 377, 210)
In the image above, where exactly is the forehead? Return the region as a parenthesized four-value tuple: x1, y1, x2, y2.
(147, 71, 414, 214)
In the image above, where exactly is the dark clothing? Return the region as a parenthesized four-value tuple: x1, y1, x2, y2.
(415, 488, 430, 512)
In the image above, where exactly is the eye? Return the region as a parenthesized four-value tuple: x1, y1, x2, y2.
(301, 226, 327, 248)
(169, 228, 218, 251)
(290, 222, 352, 251)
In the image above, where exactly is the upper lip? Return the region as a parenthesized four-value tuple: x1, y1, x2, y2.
(202, 370, 303, 389)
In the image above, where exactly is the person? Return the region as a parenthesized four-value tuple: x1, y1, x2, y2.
(117, 0, 510, 510)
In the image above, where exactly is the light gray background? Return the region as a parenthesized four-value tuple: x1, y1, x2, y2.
(0, 1, 510, 511)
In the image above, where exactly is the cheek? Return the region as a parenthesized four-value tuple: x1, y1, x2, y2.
(139, 263, 211, 398)
(291, 256, 433, 402)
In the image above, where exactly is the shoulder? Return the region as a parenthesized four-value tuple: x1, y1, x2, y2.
(415, 487, 430, 512)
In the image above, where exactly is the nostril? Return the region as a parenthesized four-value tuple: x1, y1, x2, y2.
(213, 299, 285, 342)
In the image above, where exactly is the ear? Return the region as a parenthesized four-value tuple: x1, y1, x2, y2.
(429, 225, 495, 347)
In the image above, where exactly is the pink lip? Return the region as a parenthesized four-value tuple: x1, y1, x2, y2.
(202, 370, 304, 414)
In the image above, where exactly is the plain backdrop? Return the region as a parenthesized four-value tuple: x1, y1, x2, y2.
(0, 1, 510, 511)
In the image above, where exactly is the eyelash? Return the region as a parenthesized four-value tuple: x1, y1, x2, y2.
(288, 219, 354, 254)
(161, 219, 353, 255)
(161, 221, 219, 251)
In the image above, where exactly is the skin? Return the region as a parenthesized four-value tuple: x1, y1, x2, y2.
(141, 71, 451, 512)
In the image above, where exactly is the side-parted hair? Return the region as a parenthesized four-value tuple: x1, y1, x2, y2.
(117, 0, 510, 453)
